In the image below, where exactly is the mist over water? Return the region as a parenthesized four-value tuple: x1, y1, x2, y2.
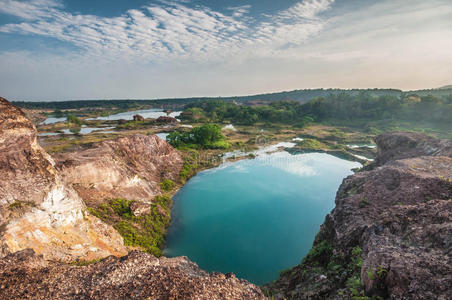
(165, 151, 361, 285)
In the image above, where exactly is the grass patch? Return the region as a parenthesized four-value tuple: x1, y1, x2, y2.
(160, 178, 176, 192)
(88, 196, 172, 257)
(295, 138, 327, 150)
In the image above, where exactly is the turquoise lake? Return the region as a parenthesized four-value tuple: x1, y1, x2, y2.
(164, 149, 361, 285)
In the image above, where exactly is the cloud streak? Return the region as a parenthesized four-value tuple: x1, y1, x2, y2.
(0, 0, 334, 61)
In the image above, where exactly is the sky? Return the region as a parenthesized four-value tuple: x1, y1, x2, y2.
(0, 0, 451, 101)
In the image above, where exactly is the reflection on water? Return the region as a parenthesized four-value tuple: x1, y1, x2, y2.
(156, 132, 170, 140)
(40, 116, 67, 125)
(87, 109, 181, 121)
(38, 126, 115, 136)
(165, 149, 361, 285)
(40, 109, 182, 125)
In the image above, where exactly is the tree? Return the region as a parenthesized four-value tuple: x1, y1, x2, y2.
(67, 115, 82, 126)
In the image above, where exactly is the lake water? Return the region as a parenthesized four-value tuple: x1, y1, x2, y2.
(38, 126, 115, 136)
(40, 109, 182, 125)
(40, 116, 67, 125)
(156, 132, 170, 140)
(87, 108, 181, 121)
(164, 149, 361, 285)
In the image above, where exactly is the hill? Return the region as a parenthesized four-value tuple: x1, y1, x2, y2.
(11, 87, 452, 110)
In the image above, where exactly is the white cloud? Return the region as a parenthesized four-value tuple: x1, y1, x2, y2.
(0, 0, 451, 100)
(0, 0, 334, 61)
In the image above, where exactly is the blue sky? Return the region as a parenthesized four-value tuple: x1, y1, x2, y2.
(0, 0, 451, 101)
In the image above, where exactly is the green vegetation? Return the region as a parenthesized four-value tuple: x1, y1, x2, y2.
(179, 93, 451, 136)
(302, 240, 333, 266)
(88, 196, 172, 257)
(179, 150, 199, 180)
(295, 138, 327, 150)
(8, 200, 35, 211)
(69, 127, 81, 134)
(160, 178, 176, 192)
(67, 115, 82, 126)
(167, 124, 230, 149)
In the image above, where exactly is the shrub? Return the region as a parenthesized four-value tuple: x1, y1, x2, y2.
(167, 124, 230, 149)
(67, 115, 82, 125)
(160, 179, 176, 192)
(88, 196, 172, 257)
(302, 240, 333, 266)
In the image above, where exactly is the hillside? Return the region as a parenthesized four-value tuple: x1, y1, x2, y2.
(12, 87, 452, 110)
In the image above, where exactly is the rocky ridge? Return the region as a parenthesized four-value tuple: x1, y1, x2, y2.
(0, 97, 126, 261)
(55, 134, 183, 205)
(265, 132, 452, 299)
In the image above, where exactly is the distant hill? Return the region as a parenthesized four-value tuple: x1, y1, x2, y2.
(220, 88, 403, 104)
(437, 85, 452, 90)
(12, 87, 452, 110)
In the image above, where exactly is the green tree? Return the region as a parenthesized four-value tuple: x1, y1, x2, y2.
(67, 115, 82, 126)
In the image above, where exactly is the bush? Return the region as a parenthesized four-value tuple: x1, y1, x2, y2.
(88, 196, 172, 257)
(67, 115, 82, 125)
(167, 124, 229, 149)
(296, 138, 326, 150)
(302, 240, 333, 266)
(160, 179, 176, 192)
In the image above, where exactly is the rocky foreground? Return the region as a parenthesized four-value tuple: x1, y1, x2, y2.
(0, 97, 265, 299)
(1, 96, 451, 299)
(0, 249, 265, 300)
(265, 132, 452, 299)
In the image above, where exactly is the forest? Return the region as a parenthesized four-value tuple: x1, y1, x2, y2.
(12, 88, 452, 110)
(180, 93, 452, 128)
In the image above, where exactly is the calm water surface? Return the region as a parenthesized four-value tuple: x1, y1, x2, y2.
(40, 109, 181, 124)
(87, 108, 181, 121)
(165, 150, 361, 285)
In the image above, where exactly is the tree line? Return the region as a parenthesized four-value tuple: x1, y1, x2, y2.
(180, 93, 452, 127)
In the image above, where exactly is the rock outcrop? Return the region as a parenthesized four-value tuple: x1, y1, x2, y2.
(0, 97, 127, 261)
(1, 98, 264, 299)
(265, 132, 452, 299)
(372, 131, 452, 167)
(54, 134, 183, 205)
(0, 249, 265, 300)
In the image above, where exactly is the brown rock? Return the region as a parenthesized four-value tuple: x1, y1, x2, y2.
(0, 97, 127, 261)
(0, 249, 266, 300)
(55, 134, 183, 204)
(133, 114, 144, 122)
(156, 116, 178, 123)
(266, 132, 452, 299)
(372, 131, 452, 167)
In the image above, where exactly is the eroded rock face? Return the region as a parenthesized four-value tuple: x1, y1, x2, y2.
(0, 97, 127, 261)
(266, 132, 452, 300)
(373, 131, 452, 167)
(0, 249, 266, 300)
(55, 134, 183, 205)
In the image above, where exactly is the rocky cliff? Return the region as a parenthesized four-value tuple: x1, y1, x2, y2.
(54, 134, 183, 206)
(265, 132, 452, 299)
(0, 97, 127, 261)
